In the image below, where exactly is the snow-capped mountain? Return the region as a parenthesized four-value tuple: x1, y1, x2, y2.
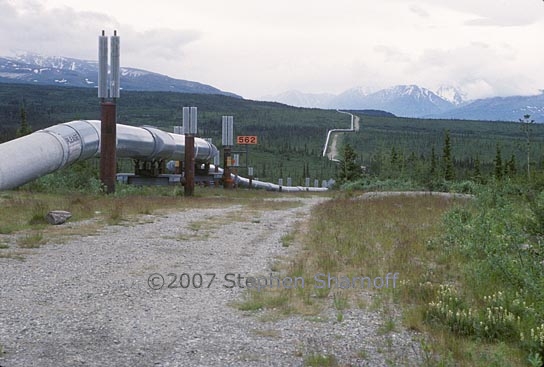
(264, 85, 455, 116)
(431, 93, 544, 122)
(327, 86, 375, 109)
(435, 85, 467, 106)
(0, 52, 239, 97)
(355, 85, 455, 117)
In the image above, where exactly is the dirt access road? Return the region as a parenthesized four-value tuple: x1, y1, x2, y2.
(0, 196, 423, 366)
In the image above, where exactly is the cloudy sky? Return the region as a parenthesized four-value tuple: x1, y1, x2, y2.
(1, 0, 543, 100)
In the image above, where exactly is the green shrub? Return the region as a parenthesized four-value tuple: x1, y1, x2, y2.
(431, 183, 544, 359)
(24, 161, 103, 194)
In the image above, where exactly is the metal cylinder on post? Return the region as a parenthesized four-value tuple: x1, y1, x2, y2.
(221, 116, 234, 189)
(100, 102, 117, 193)
(98, 30, 119, 194)
(182, 106, 197, 196)
(110, 31, 121, 99)
(98, 31, 108, 100)
(184, 135, 195, 196)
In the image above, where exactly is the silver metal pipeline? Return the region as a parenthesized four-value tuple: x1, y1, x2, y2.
(208, 166, 329, 192)
(0, 120, 218, 190)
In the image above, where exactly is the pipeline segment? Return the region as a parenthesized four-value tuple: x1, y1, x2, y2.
(0, 120, 218, 190)
(209, 166, 329, 192)
(0, 120, 329, 192)
(322, 110, 358, 161)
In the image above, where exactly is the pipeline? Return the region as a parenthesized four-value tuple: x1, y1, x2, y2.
(209, 166, 329, 192)
(0, 120, 218, 190)
(0, 120, 330, 192)
(322, 110, 359, 161)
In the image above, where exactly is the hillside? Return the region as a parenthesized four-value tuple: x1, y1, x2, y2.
(0, 52, 239, 97)
(2, 83, 544, 185)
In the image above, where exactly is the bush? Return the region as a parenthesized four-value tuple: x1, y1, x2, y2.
(23, 161, 103, 194)
(340, 177, 423, 191)
(432, 183, 544, 358)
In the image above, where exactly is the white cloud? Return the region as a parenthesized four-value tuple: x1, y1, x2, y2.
(0, 0, 543, 99)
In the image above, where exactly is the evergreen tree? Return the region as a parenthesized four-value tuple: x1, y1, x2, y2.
(430, 146, 437, 177)
(520, 114, 534, 181)
(473, 156, 482, 182)
(506, 154, 517, 177)
(442, 131, 455, 181)
(390, 147, 398, 166)
(16, 106, 32, 137)
(336, 143, 361, 183)
(494, 144, 503, 180)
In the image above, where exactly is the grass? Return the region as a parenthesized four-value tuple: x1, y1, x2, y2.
(250, 329, 281, 338)
(0, 249, 30, 260)
(281, 232, 295, 247)
(0, 186, 327, 264)
(17, 232, 45, 248)
(303, 353, 339, 367)
(238, 194, 459, 313)
(0, 185, 314, 234)
(235, 192, 529, 365)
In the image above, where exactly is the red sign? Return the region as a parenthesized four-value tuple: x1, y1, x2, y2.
(236, 136, 258, 145)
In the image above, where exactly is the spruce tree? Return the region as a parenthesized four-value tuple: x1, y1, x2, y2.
(473, 156, 482, 182)
(506, 154, 517, 177)
(430, 146, 437, 177)
(442, 131, 454, 181)
(494, 144, 503, 180)
(337, 143, 361, 184)
(16, 106, 32, 137)
(520, 114, 534, 181)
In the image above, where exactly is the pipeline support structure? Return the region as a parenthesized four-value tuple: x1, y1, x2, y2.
(0, 120, 328, 192)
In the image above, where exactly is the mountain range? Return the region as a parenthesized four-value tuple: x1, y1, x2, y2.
(1, 52, 542, 123)
(0, 52, 239, 98)
(264, 85, 544, 123)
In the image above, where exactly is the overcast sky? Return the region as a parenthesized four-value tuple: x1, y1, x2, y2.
(1, 0, 543, 100)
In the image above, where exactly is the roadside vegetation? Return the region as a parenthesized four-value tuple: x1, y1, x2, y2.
(237, 180, 544, 366)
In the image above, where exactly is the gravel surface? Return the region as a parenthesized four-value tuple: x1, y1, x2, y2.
(0, 196, 424, 366)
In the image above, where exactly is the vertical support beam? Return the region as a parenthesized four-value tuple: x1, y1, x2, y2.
(214, 154, 220, 188)
(100, 102, 117, 193)
(248, 166, 254, 190)
(184, 135, 195, 196)
(223, 146, 233, 189)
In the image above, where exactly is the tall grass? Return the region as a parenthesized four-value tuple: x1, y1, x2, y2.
(237, 190, 537, 365)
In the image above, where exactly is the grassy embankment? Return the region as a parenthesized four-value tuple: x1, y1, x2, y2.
(237, 184, 544, 366)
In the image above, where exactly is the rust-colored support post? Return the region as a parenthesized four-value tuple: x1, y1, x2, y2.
(100, 102, 117, 194)
(223, 146, 233, 189)
(184, 135, 195, 196)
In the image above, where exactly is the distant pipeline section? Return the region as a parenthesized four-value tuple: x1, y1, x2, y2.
(0, 120, 218, 190)
(209, 166, 329, 192)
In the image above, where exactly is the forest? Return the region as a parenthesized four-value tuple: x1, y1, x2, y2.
(2, 82, 544, 188)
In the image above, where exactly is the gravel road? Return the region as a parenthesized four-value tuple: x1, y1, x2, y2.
(0, 196, 423, 366)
